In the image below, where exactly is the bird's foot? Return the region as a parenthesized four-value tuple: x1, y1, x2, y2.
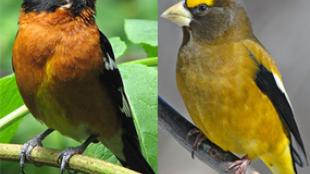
(186, 128, 206, 158)
(227, 156, 251, 174)
(20, 129, 54, 174)
(58, 135, 97, 174)
(58, 147, 85, 174)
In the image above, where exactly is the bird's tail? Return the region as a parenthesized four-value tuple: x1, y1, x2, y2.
(103, 116, 154, 174)
(261, 144, 296, 174)
(117, 133, 154, 174)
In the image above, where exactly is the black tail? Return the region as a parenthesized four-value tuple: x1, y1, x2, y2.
(118, 134, 154, 174)
(118, 117, 154, 174)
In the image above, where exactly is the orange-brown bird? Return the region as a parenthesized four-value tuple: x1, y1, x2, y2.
(12, 0, 154, 173)
(162, 0, 307, 173)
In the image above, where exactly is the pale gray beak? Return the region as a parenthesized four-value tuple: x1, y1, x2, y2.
(161, 1, 192, 27)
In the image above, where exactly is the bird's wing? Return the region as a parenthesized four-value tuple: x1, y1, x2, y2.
(98, 30, 139, 144)
(98, 31, 153, 173)
(243, 39, 308, 167)
(98, 31, 133, 118)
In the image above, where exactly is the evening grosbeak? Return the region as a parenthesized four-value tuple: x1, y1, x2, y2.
(162, 0, 307, 174)
(12, 0, 154, 173)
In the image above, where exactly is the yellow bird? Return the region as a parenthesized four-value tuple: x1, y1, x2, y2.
(162, 0, 307, 173)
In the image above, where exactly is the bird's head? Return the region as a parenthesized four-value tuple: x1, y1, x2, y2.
(22, 0, 96, 16)
(162, 0, 251, 41)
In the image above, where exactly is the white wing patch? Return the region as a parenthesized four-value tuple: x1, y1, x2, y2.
(105, 53, 117, 70)
(273, 74, 294, 108)
(118, 88, 131, 117)
(61, 0, 73, 8)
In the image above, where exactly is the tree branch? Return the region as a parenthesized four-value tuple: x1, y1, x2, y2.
(158, 96, 260, 174)
(122, 57, 158, 67)
(0, 143, 139, 174)
(0, 105, 29, 130)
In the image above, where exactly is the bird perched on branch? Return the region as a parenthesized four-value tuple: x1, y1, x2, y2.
(12, 0, 154, 173)
(162, 0, 307, 173)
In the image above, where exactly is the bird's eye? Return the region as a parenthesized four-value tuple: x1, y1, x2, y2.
(198, 4, 208, 12)
(192, 4, 209, 16)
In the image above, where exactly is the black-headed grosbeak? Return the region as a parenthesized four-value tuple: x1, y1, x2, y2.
(12, 0, 154, 173)
(162, 0, 307, 173)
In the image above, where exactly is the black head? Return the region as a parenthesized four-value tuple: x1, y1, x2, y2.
(22, 0, 96, 15)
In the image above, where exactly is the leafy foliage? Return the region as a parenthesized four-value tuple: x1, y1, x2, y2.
(119, 64, 158, 169)
(125, 19, 158, 47)
(109, 37, 127, 59)
(0, 75, 23, 143)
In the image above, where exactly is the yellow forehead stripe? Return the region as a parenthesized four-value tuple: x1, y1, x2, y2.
(186, 0, 215, 8)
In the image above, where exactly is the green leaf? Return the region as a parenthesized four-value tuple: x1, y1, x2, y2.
(85, 143, 120, 165)
(125, 19, 158, 47)
(119, 64, 158, 171)
(0, 74, 24, 143)
(109, 37, 127, 59)
(143, 44, 158, 57)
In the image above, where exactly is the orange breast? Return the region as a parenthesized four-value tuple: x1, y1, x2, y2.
(13, 9, 121, 141)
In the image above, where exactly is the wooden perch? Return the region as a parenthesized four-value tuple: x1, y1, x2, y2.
(158, 96, 260, 174)
(0, 143, 139, 174)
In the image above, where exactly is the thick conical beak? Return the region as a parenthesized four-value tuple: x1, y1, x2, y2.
(161, 1, 192, 27)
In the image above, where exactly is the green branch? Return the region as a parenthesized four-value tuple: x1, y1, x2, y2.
(123, 57, 158, 67)
(0, 105, 29, 131)
(0, 143, 139, 174)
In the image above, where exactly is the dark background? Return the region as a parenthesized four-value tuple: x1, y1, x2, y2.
(159, 0, 310, 173)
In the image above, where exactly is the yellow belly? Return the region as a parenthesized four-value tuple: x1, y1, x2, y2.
(176, 43, 288, 159)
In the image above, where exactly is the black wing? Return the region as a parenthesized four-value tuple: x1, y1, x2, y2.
(249, 51, 308, 167)
(99, 31, 132, 118)
(98, 31, 154, 173)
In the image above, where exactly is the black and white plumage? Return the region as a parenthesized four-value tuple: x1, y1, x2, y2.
(99, 31, 154, 174)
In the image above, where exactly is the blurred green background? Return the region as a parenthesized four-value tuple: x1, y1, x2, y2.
(0, 0, 157, 173)
(0, 0, 157, 76)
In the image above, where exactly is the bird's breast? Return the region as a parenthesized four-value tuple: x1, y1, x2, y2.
(13, 14, 120, 141)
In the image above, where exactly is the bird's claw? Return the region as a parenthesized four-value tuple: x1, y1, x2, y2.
(186, 128, 206, 158)
(227, 156, 251, 174)
(19, 137, 43, 174)
(58, 147, 83, 174)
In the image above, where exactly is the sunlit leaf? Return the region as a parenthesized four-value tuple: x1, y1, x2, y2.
(125, 19, 158, 47)
(109, 37, 127, 59)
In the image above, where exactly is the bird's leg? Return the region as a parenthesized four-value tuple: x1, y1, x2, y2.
(20, 128, 54, 174)
(227, 156, 251, 174)
(58, 135, 98, 174)
(186, 128, 206, 159)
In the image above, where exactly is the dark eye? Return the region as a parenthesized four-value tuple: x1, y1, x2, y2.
(192, 4, 209, 16)
(198, 4, 208, 12)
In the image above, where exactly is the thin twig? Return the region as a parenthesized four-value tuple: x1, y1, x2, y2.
(122, 57, 158, 66)
(0, 105, 29, 130)
(0, 143, 139, 174)
(158, 96, 260, 174)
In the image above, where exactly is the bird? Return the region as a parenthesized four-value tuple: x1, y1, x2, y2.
(161, 0, 307, 173)
(12, 0, 154, 173)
